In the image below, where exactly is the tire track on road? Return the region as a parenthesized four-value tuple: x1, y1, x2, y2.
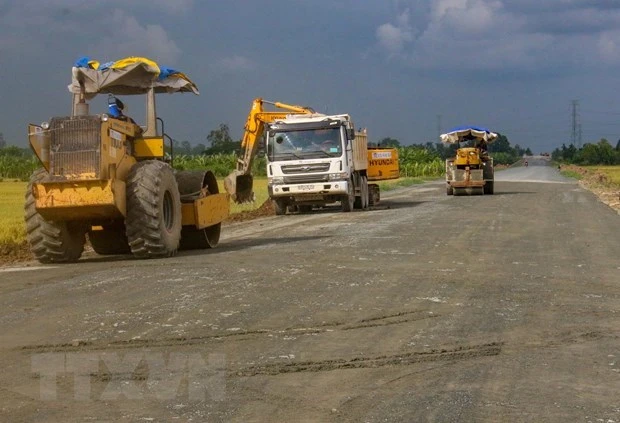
(17, 309, 439, 353)
(234, 342, 503, 376)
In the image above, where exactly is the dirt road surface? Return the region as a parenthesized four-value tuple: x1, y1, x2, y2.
(1, 163, 619, 422)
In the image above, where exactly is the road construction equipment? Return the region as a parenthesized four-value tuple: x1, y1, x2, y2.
(441, 126, 497, 196)
(225, 99, 399, 214)
(366, 146, 400, 205)
(224, 98, 315, 203)
(26, 56, 229, 263)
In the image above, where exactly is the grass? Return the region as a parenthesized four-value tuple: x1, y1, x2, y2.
(218, 178, 270, 214)
(0, 181, 27, 246)
(587, 165, 620, 186)
(560, 165, 620, 186)
(560, 170, 584, 180)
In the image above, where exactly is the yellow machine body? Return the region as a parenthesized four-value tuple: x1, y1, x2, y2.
(367, 147, 400, 181)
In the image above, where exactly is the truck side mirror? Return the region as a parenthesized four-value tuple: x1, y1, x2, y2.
(347, 128, 356, 140)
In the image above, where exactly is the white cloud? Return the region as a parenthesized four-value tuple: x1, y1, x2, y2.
(0, 1, 189, 60)
(598, 31, 620, 64)
(92, 9, 181, 64)
(376, 9, 414, 55)
(213, 55, 256, 73)
(373, 0, 620, 74)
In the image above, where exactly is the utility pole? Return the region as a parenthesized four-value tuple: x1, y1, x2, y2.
(571, 100, 580, 147)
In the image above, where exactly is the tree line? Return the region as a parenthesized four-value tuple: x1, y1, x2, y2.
(372, 133, 532, 166)
(551, 139, 620, 165)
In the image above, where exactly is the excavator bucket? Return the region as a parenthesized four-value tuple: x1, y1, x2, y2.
(224, 170, 254, 203)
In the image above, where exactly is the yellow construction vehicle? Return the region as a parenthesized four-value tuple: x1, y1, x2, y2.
(441, 126, 497, 196)
(26, 56, 229, 262)
(224, 98, 316, 203)
(366, 145, 400, 205)
(226, 99, 399, 213)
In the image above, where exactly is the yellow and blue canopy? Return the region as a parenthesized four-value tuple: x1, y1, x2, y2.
(68, 56, 199, 98)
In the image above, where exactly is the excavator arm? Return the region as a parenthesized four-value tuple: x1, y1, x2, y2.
(224, 98, 315, 203)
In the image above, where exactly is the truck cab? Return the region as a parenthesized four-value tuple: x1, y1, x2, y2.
(265, 114, 367, 214)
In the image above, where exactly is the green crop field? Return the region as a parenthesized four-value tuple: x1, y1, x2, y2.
(0, 181, 27, 245)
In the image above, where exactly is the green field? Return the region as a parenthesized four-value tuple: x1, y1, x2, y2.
(0, 181, 27, 245)
(0, 176, 427, 248)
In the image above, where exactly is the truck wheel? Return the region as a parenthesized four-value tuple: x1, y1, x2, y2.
(274, 199, 287, 215)
(25, 169, 86, 263)
(447, 185, 454, 195)
(341, 180, 355, 212)
(88, 225, 131, 255)
(125, 161, 182, 258)
(368, 184, 380, 206)
(362, 176, 369, 209)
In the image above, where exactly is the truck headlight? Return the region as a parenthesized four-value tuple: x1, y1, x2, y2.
(328, 172, 348, 181)
(268, 176, 284, 184)
(40, 121, 50, 130)
(101, 114, 109, 122)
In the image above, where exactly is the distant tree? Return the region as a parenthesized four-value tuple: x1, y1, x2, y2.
(488, 133, 510, 153)
(191, 143, 206, 155)
(616, 139, 620, 151)
(207, 124, 233, 148)
(0, 132, 5, 148)
(525, 147, 533, 156)
(180, 140, 192, 155)
(377, 137, 400, 147)
(205, 123, 239, 154)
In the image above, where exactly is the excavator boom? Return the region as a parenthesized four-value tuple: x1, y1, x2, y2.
(225, 98, 315, 203)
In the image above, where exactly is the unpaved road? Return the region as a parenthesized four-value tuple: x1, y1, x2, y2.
(1, 163, 619, 422)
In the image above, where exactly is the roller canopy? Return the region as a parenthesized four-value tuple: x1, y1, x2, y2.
(440, 126, 498, 144)
(68, 56, 199, 98)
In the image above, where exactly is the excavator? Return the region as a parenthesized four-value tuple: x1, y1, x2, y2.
(224, 98, 316, 203)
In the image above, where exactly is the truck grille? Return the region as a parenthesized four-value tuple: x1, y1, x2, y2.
(284, 174, 329, 184)
(49, 116, 101, 178)
(281, 163, 330, 174)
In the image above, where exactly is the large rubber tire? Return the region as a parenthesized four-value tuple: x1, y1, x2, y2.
(447, 185, 454, 196)
(25, 169, 86, 263)
(274, 199, 287, 216)
(484, 181, 494, 195)
(341, 180, 355, 212)
(125, 161, 182, 259)
(368, 184, 380, 206)
(361, 176, 369, 209)
(88, 225, 131, 255)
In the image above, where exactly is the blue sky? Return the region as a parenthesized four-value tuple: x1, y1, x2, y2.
(2, 0, 620, 153)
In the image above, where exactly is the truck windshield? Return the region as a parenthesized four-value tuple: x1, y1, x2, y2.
(267, 127, 342, 161)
